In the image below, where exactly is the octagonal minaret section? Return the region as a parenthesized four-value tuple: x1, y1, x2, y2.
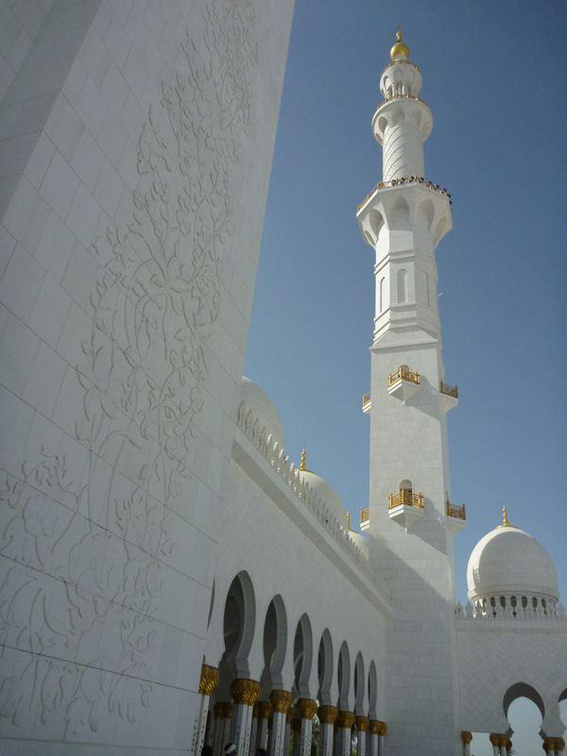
(357, 30, 453, 345)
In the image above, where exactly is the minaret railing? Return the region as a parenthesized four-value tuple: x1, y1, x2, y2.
(389, 489, 423, 509)
(360, 507, 369, 523)
(446, 499, 466, 520)
(388, 365, 420, 388)
(440, 380, 458, 399)
(357, 176, 452, 212)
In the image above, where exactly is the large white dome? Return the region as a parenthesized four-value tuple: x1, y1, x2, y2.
(240, 377, 285, 449)
(298, 468, 346, 525)
(467, 522, 559, 603)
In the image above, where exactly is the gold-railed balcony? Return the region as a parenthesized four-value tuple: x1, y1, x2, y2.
(446, 500, 466, 520)
(388, 365, 420, 387)
(360, 507, 369, 523)
(362, 393, 371, 414)
(389, 489, 424, 509)
(440, 380, 458, 399)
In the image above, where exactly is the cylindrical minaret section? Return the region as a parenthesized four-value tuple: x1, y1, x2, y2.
(372, 38, 432, 182)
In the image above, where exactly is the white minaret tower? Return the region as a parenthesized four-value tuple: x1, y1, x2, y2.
(358, 31, 465, 755)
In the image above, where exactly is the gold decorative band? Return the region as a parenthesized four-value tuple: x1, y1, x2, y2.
(214, 701, 233, 719)
(270, 689, 293, 713)
(461, 731, 473, 745)
(369, 719, 381, 735)
(336, 710, 355, 729)
(378, 721, 387, 736)
(230, 678, 261, 706)
(198, 664, 219, 696)
(257, 701, 272, 719)
(355, 715, 369, 731)
(286, 706, 295, 722)
(490, 734, 509, 748)
(252, 702, 260, 719)
(543, 737, 565, 753)
(297, 698, 318, 720)
(317, 705, 338, 725)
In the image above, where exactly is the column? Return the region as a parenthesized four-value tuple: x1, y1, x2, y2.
(194, 664, 219, 756)
(291, 712, 301, 756)
(355, 716, 368, 756)
(367, 720, 380, 756)
(461, 731, 472, 756)
(249, 703, 259, 756)
(213, 702, 233, 756)
(297, 699, 318, 756)
(318, 705, 338, 756)
(335, 710, 355, 756)
(256, 701, 272, 751)
(230, 679, 261, 756)
(268, 690, 293, 756)
(489, 734, 507, 756)
(543, 737, 566, 755)
(377, 721, 387, 756)
(284, 707, 293, 756)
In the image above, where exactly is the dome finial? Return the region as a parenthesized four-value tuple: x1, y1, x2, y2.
(502, 506, 510, 527)
(390, 27, 410, 62)
(346, 511, 351, 531)
(299, 448, 307, 471)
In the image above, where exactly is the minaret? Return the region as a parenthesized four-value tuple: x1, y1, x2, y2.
(357, 32, 464, 754)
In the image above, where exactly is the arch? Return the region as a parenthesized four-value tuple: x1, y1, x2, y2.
(293, 614, 313, 698)
(337, 641, 351, 709)
(397, 268, 407, 303)
(368, 208, 385, 242)
(367, 661, 378, 717)
(354, 652, 365, 714)
(317, 629, 334, 705)
(217, 571, 257, 699)
(503, 682, 545, 720)
(260, 595, 288, 693)
(399, 478, 413, 492)
(418, 198, 435, 229)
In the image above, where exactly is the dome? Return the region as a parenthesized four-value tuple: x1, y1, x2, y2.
(297, 450, 346, 524)
(240, 377, 285, 449)
(467, 516, 559, 603)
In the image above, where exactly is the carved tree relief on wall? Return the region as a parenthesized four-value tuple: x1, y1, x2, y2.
(0, 0, 258, 741)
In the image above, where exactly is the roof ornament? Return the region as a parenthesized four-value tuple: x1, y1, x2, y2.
(390, 27, 410, 62)
(502, 506, 510, 527)
(346, 511, 351, 531)
(299, 448, 308, 472)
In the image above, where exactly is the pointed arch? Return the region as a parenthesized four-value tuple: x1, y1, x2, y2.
(367, 660, 378, 718)
(503, 682, 545, 720)
(317, 629, 334, 705)
(260, 594, 288, 693)
(337, 641, 351, 709)
(354, 652, 365, 714)
(293, 613, 313, 698)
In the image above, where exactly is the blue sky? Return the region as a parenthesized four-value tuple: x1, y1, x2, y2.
(245, 2, 566, 750)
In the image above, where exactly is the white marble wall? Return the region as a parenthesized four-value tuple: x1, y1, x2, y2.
(0, 0, 294, 752)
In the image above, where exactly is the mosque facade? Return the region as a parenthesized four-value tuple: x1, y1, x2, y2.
(0, 3, 565, 756)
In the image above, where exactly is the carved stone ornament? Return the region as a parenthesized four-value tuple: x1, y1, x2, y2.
(369, 719, 381, 735)
(199, 665, 219, 696)
(355, 715, 369, 731)
(336, 710, 355, 729)
(297, 698, 318, 720)
(230, 678, 261, 706)
(257, 701, 273, 719)
(461, 731, 473, 745)
(270, 689, 293, 713)
(317, 705, 339, 725)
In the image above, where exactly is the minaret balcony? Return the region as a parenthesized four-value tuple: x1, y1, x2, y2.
(446, 498, 466, 533)
(362, 393, 372, 414)
(387, 365, 420, 402)
(388, 488, 424, 530)
(360, 507, 370, 531)
(439, 380, 459, 412)
(356, 176, 452, 216)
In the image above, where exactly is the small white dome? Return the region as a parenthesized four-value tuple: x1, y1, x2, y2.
(240, 377, 285, 449)
(298, 468, 346, 524)
(467, 523, 559, 603)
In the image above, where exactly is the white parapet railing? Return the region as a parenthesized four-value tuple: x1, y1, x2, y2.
(237, 400, 376, 585)
(455, 599, 566, 621)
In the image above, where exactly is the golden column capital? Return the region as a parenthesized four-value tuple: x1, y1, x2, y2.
(270, 689, 293, 714)
(490, 733, 508, 747)
(355, 715, 369, 731)
(198, 664, 219, 696)
(336, 710, 355, 729)
(378, 721, 388, 736)
(318, 705, 338, 725)
(297, 698, 318, 720)
(369, 719, 381, 735)
(252, 702, 260, 719)
(214, 701, 233, 718)
(257, 701, 272, 720)
(230, 678, 261, 706)
(461, 730, 473, 745)
(543, 737, 565, 753)
(286, 706, 295, 722)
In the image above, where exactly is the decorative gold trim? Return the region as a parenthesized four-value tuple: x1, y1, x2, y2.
(357, 177, 451, 214)
(490, 733, 508, 747)
(297, 698, 318, 720)
(378, 721, 388, 736)
(336, 710, 355, 729)
(198, 664, 219, 696)
(257, 701, 272, 719)
(389, 489, 423, 509)
(318, 705, 338, 725)
(369, 719, 381, 735)
(446, 498, 466, 520)
(388, 365, 420, 388)
(461, 731, 473, 745)
(299, 448, 308, 471)
(355, 715, 369, 731)
(440, 380, 458, 399)
(360, 506, 369, 523)
(270, 689, 293, 714)
(230, 678, 260, 706)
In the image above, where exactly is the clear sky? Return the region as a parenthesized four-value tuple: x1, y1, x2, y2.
(245, 1, 567, 752)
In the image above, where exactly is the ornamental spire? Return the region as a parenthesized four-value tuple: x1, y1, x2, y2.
(502, 506, 510, 527)
(390, 28, 410, 62)
(299, 448, 307, 471)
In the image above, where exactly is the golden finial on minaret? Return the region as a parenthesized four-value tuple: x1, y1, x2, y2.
(299, 448, 307, 472)
(502, 506, 510, 527)
(390, 27, 410, 62)
(347, 511, 351, 531)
